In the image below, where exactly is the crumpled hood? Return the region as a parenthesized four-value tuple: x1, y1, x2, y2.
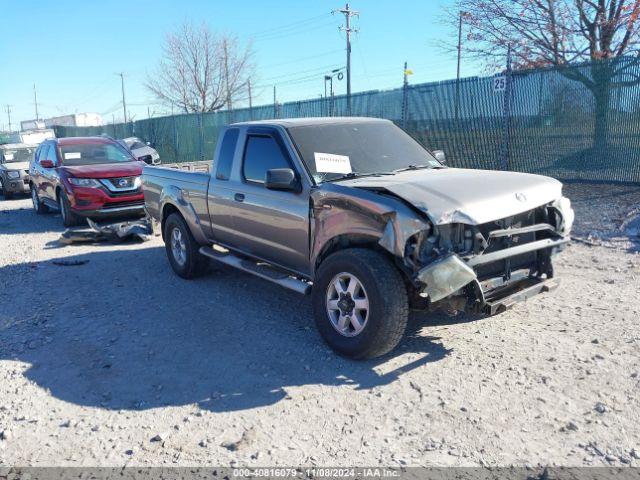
(131, 146, 159, 159)
(340, 168, 563, 225)
(1, 161, 30, 171)
(62, 161, 144, 179)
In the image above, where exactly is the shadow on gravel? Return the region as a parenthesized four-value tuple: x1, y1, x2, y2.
(0, 245, 454, 413)
(0, 202, 64, 235)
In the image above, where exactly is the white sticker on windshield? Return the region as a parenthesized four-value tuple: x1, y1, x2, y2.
(64, 152, 81, 160)
(4, 154, 13, 161)
(314, 152, 352, 174)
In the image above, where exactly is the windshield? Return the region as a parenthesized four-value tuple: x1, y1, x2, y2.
(287, 121, 441, 183)
(1, 147, 35, 163)
(59, 142, 135, 166)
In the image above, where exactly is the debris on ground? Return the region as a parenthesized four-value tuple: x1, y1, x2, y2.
(51, 260, 89, 267)
(221, 428, 256, 451)
(594, 402, 607, 414)
(59, 217, 153, 245)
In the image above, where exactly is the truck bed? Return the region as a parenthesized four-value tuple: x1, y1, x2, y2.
(160, 161, 211, 173)
(142, 164, 211, 228)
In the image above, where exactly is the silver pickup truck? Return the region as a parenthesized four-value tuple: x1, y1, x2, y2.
(143, 117, 573, 359)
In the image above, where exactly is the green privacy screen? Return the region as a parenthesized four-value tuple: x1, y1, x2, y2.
(55, 59, 640, 183)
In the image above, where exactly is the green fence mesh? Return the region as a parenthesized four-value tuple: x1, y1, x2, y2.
(55, 59, 640, 183)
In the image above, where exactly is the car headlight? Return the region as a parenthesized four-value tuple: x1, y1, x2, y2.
(552, 196, 574, 236)
(6, 170, 20, 179)
(68, 177, 101, 187)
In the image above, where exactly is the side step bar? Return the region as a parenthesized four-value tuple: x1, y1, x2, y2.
(199, 246, 312, 295)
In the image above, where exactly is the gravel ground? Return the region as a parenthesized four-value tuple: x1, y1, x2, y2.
(0, 182, 638, 468)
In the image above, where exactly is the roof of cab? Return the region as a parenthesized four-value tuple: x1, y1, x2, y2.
(55, 136, 114, 146)
(229, 116, 392, 128)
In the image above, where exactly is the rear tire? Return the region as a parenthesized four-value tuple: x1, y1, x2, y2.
(312, 248, 409, 359)
(0, 178, 13, 200)
(163, 213, 209, 279)
(31, 185, 49, 214)
(58, 190, 83, 227)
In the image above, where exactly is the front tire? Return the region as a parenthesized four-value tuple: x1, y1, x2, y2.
(312, 248, 409, 359)
(0, 178, 13, 200)
(58, 190, 83, 227)
(163, 213, 209, 279)
(31, 185, 49, 214)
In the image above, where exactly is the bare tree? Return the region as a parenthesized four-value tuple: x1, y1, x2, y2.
(445, 0, 640, 150)
(146, 22, 254, 113)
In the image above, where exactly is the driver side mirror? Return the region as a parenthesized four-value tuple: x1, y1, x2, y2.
(432, 150, 446, 164)
(265, 168, 301, 192)
(40, 159, 55, 168)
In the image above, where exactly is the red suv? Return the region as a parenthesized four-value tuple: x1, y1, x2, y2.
(29, 137, 146, 227)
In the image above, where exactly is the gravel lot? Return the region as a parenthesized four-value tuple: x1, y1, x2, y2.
(0, 183, 639, 468)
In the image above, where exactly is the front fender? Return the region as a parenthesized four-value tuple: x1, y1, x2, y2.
(310, 183, 430, 273)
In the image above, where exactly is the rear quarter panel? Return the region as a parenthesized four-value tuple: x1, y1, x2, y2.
(142, 164, 212, 243)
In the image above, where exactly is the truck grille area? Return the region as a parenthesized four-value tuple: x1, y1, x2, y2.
(470, 206, 556, 281)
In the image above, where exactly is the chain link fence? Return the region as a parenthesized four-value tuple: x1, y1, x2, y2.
(55, 59, 640, 183)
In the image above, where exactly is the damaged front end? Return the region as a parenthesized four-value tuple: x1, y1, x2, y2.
(407, 200, 572, 314)
(311, 181, 572, 316)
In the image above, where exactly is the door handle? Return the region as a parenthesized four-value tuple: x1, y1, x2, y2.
(234, 193, 245, 202)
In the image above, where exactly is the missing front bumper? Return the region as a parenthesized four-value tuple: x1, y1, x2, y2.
(480, 276, 560, 315)
(415, 236, 567, 312)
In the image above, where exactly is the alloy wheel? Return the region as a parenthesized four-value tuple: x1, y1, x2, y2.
(326, 272, 370, 337)
(170, 227, 187, 266)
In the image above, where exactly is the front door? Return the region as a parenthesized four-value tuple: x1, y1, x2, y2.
(225, 129, 310, 276)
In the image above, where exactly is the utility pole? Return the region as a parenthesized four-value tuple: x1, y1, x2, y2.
(247, 79, 253, 119)
(33, 84, 39, 121)
(117, 73, 127, 124)
(273, 86, 278, 118)
(5, 105, 12, 132)
(335, 3, 359, 115)
(455, 10, 464, 122)
(223, 39, 232, 111)
(323, 76, 328, 116)
(327, 75, 335, 116)
(402, 61, 409, 130)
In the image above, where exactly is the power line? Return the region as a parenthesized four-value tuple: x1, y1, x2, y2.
(251, 13, 331, 39)
(252, 66, 342, 90)
(261, 49, 343, 69)
(74, 77, 117, 107)
(100, 101, 124, 117)
(260, 63, 342, 83)
(253, 20, 338, 42)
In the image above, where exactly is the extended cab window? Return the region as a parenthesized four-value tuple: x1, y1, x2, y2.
(215, 128, 239, 180)
(242, 134, 291, 184)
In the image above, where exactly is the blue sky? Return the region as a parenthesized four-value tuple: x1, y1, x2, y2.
(0, 0, 484, 129)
